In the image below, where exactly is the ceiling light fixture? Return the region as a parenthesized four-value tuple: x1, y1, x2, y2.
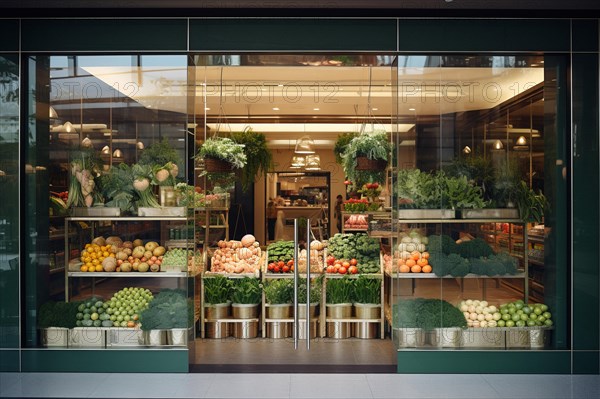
(516, 136, 527, 146)
(463, 145, 472, 154)
(272, 107, 280, 111)
(294, 135, 315, 154)
(81, 136, 92, 148)
(291, 155, 306, 167)
(101, 145, 110, 155)
(493, 139, 504, 150)
(113, 149, 123, 158)
(49, 106, 59, 119)
(136, 141, 145, 150)
(305, 154, 321, 170)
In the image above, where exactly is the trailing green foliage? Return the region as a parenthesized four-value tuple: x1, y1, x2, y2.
(203, 275, 231, 304)
(38, 301, 80, 329)
(326, 277, 354, 304)
(515, 181, 549, 223)
(139, 289, 192, 331)
(443, 155, 495, 202)
(230, 128, 273, 192)
(341, 130, 391, 186)
(197, 137, 247, 169)
(353, 276, 381, 304)
(334, 132, 358, 165)
(230, 277, 262, 304)
(393, 298, 467, 329)
(263, 279, 293, 304)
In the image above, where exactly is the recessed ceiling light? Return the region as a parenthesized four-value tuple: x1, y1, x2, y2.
(409, 108, 416, 111)
(372, 108, 378, 111)
(205, 107, 211, 111)
(313, 108, 320, 111)
(277, 84, 284, 87)
(272, 107, 280, 111)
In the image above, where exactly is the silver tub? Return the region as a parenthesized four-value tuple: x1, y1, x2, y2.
(326, 304, 352, 319)
(327, 321, 352, 339)
(141, 330, 168, 346)
(232, 321, 258, 339)
(41, 328, 69, 347)
(70, 327, 106, 347)
(354, 322, 379, 339)
(232, 304, 259, 319)
(71, 207, 120, 217)
(107, 328, 143, 347)
(167, 328, 189, 346)
(459, 208, 519, 219)
(429, 328, 463, 347)
(397, 209, 456, 219)
(138, 207, 186, 217)
(205, 321, 229, 339)
(394, 328, 426, 348)
(354, 303, 381, 319)
(461, 328, 506, 348)
(266, 322, 291, 339)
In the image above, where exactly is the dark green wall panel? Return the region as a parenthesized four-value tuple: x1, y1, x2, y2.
(22, 349, 188, 372)
(21, 19, 187, 52)
(190, 19, 397, 51)
(572, 53, 600, 352)
(0, 350, 19, 372)
(0, 20, 19, 52)
(397, 351, 571, 374)
(398, 19, 570, 52)
(572, 19, 599, 52)
(573, 351, 600, 374)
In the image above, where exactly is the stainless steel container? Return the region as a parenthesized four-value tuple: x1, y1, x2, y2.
(41, 328, 69, 347)
(206, 321, 229, 339)
(71, 207, 120, 217)
(167, 328, 188, 346)
(297, 320, 318, 339)
(529, 328, 551, 349)
(138, 206, 186, 217)
(354, 322, 379, 339)
(394, 328, 426, 348)
(266, 304, 292, 319)
(205, 303, 230, 320)
(266, 322, 291, 339)
(70, 327, 106, 347)
(354, 303, 381, 319)
(326, 303, 352, 319)
(461, 328, 506, 348)
(232, 304, 259, 319)
(506, 328, 530, 348)
(107, 328, 143, 347)
(459, 208, 519, 219)
(141, 330, 167, 346)
(232, 321, 258, 338)
(430, 328, 463, 347)
(327, 321, 352, 339)
(397, 209, 456, 219)
(297, 303, 318, 319)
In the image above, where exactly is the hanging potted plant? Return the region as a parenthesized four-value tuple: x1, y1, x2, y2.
(341, 130, 391, 188)
(230, 127, 273, 192)
(196, 136, 247, 173)
(333, 131, 358, 165)
(263, 278, 293, 319)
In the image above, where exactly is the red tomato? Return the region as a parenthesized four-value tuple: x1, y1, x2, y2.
(334, 265, 340, 273)
(326, 265, 335, 274)
(287, 259, 294, 267)
(282, 265, 290, 273)
(327, 256, 335, 266)
(267, 263, 275, 271)
(349, 258, 358, 266)
(342, 261, 350, 268)
(348, 265, 358, 274)
(338, 266, 347, 275)
(277, 261, 285, 267)
(274, 266, 281, 273)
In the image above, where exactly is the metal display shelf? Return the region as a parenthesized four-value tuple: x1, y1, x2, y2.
(387, 272, 526, 279)
(397, 218, 523, 224)
(68, 271, 189, 278)
(66, 216, 187, 222)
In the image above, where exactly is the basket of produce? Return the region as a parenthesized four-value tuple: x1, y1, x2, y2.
(209, 235, 263, 276)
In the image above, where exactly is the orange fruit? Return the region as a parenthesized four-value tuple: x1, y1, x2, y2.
(80, 265, 88, 272)
(422, 265, 432, 273)
(411, 265, 422, 273)
(397, 258, 405, 266)
(421, 252, 430, 259)
(417, 258, 428, 267)
(405, 259, 416, 267)
(411, 251, 421, 260)
(95, 265, 103, 272)
(399, 265, 410, 273)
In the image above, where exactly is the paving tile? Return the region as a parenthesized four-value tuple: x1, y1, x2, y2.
(1, 373, 107, 398)
(290, 374, 373, 398)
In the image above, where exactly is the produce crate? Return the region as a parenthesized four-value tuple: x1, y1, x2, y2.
(69, 327, 106, 348)
(138, 206, 186, 217)
(106, 328, 143, 347)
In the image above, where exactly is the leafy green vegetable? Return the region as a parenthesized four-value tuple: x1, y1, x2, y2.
(427, 234, 459, 255)
(230, 127, 273, 192)
(298, 275, 323, 304)
(393, 298, 466, 330)
(139, 137, 182, 171)
(263, 279, 293, 304)
(139, 289, 192, 331)
(326, 277, 354, 304)
(230, 277, 262, 304)
(353, 276, 381, 304)
(38, 301, 80, 329)
(99, 163, 136, 214)
(457, 238, 494, 259)
(469, 252, 518, 276)
(203, 275, 231, 304)
(267, 240, 295, 263)
(440, 173, 487, 210)
(429, 252, 470, 277)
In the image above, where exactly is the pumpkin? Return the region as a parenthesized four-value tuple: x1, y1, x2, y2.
(241, 234, 256, 247)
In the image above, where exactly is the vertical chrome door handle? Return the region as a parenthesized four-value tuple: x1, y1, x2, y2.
(306, 219, 311, 350)
(293, 219, 299, 350)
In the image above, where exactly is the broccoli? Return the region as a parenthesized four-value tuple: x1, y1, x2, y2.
(469, 256, 505, 276)
(427, 234, 459, 255)
(394, 298, 467, 330)
(457, 238, 494, 259)
(429, 252, 470, 277)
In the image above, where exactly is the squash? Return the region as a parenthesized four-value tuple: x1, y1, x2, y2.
(121, 241, 133, 249)
(120, 262, 132, 272)
(91, 236, 106, 246)
(144, 241, 159, 251)
(238, 247, 253, 260)
(132, 246, 145, 259)
(105, 236, 123, 247)
(115, 251, 128, 261)
(132, 239, 144, 248)
(241, 234, 256, 247)
(150, 263, 160, 272)
(102, 257, 117, 272)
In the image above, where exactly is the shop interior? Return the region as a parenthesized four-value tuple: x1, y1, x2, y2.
(40, 54, 551, 371)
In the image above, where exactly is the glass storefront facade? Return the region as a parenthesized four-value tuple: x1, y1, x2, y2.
(0, 17, 597, 374)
